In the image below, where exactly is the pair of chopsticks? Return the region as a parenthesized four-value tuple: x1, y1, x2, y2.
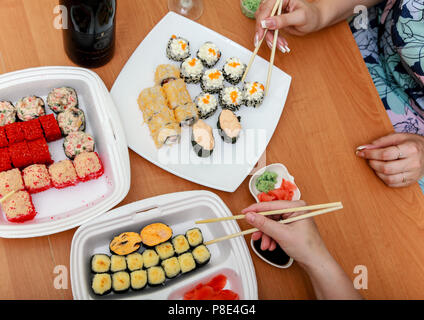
(241, 0, 287, 96)
(197, 202, 343, 246)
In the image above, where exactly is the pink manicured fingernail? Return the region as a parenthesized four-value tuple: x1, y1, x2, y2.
(356, 145, 368, 151)
(279, 44, 286, 53)
(246, 213, 255, 224)
(261, 18, 275, 29)
(266, 40, 273, 49)
(254, 33, 259, 47)
(285, 46, 291, 52)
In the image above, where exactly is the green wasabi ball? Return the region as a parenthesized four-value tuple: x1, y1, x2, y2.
(255, 171, 278, 193)
(241, 0, 261, 19)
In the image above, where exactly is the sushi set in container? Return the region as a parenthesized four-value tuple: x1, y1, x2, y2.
(70, 191, 258, 300)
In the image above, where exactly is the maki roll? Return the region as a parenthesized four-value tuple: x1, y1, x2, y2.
(91, 254, 111, 273)
(166, 35, 190, 62)
(155, 241, 175, 260)
(0, 127, 8, 148)
(9, 141, 33, 169)
(172, 234, 190, 255)
(201, 69, 224, 94)
(195, 93, 218, 119)
(63, 131, 95, 160)
(1, 190, 37, 223)
(38, 114, 62, 142)
(180, 57, 203, 83)
(192, 245, 211, 266)
(21, 119, 43, 141)
(186, 228, 204, 247)
(130, 270, 147, 290)
(222, 57, 247, 85)
(161, 257, 181, 279)
(5, 122, 24, 144)
(47, 87, 78, 113)
(112, 271, 130, 293)
(0, 168, 25, 197)
(154, 64, 181, 86)
(73, 152, 104, 182)
(191, 120, 214, 158)
(22, 164, 52, 194)
(110, 255, 127, 272)
(27, 138, 53, 165)
(16, 96, 46, 121)
(126, 252, 144, 272)
(0, 148, 12, 173)
(0, 101, 16, 126)
(243, 81, 265, 108)
(219, 86, 243, 111)
(109, 232, 142, 256)
(174, 103, 198, 126)
(162, 78, 192, 111)
(57, 107, 86, 135)
(217, 109, 241, 144)
(178, 252, 196, 274)
(147, 266, 166, 286)
(197, 42, 221, 68)
(91, 273, 112, 296)
(48, 159, 78, 189)
(140, 223, 173, 247)
(142, 249, 160, 268)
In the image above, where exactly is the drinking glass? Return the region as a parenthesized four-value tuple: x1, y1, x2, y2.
(168, 0, 204, 20)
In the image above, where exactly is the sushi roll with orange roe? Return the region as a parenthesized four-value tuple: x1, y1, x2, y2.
(222, 57, 246, 85)
(195, 93, 218, 119)
(197, 42, 221, 68)
(166, 35, 190, 62)
(219, 86, 243, 112)
(201, 69, 224, 94)
(180, 57, 203, 84)
(243, 81, 265, 108)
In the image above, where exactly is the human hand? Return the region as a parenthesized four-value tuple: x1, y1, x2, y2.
(254, 0, 321, 52)
(356, 133, 424, 187)
(242, 200, 332, 269)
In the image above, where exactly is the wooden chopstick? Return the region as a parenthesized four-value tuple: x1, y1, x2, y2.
(203, 204, 343, 246)
(264, 0, 284, 97)
(196, 201, 342, 224)
(241, 0, 282, 83)
(0, 189, 18, 204)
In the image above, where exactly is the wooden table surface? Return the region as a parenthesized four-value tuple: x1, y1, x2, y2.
(1, 0, 424, 300)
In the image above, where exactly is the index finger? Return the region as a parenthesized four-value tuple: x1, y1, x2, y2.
(255, 0, 278, 39)
(241, 200, 306, 214)
(357, 145, 403, 161)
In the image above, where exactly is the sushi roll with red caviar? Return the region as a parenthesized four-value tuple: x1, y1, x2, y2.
(243, 81, 265, 108)
(0, 148, 12, 173)
(2, 190, 37, 223)
(9, 141, 33, 169)
(5, 122, 25, 144)
(27, 138, 53, 165)
(201, 69, 224, 94)
(222, 57, 247, 85)
(197, 42, 221, 68)
(180, 57, 203, 84)
(0, 168, 24, 197)
(73, 152, 104, 182)
(219, 86, 243, 111)
(21, 119, 44, 141)
(47, 87, 78, 113)
(0, 127, 8, 148)
(48, 159, 79, 189)
(16, 96, 46, 121)
(39, 114, 62, 142)
(22, 164, 52, 194)
(166, 35, 190, 62)
(0, 101, 16, 126)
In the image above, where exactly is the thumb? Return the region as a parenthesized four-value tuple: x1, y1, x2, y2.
(245, 212, 286, 240)
(262, 11, 306, 30)
(371, 133, 408, 148)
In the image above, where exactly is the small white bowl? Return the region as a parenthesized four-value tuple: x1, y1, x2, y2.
(248, 163, 300, 269)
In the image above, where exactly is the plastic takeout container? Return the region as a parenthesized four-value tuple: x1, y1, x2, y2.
(70, 191, 258, 300)
(0, 66, 131, 238)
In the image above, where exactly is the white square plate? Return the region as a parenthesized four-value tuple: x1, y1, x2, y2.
(111, 12, 291, 192)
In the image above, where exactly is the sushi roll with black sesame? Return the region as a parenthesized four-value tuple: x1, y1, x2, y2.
(172, 234, 190, 255)
(147, 266, 166, 286)
(195, 93, 218, 119)
(112, 271, 130, 293)
(91, 254, 111, 273)
(16, 96, 46, 121)
(222, 57, 247, 85)
(0, 101, 16, 126)
(91, 273, 112, 296)
(217, 109, 241, 144)
(219, 86, 243, 111)
(63, 131, 95, 160)
(143, 249, 160, 268)
(197, 42, 221, 68)
(180, 57, 203, 84)
(192, 245, 211, 266)
(57, 107, 86, 135)
(130, 269, 147, 290)
(243, 81, 265, 108)
(178, 252, 196, 274)
(155, 241, 175, 260)
(47, 87, 78, 113)
(110, 255, 127, 272)
(161, 257, 181, 279)
(191, 120, 215, 158)
(186, 228, 204, 247)
(166, 35, 190, 62)
(201, 69, 224, 94)
(126, 252, 144, 272)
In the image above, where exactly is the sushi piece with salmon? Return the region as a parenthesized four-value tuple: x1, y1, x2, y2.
(217, 109, 241, 144)
(191, 120, 215, 158)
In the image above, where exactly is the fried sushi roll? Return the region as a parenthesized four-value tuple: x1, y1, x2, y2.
(155, 64, 181, 86)
(201, 69, 224, 94)
(191, 120, 214, 158)
(143, 249, 160, 268)
(166, 35, 190, 62)
(130, 270, 147, 290)
(243, 81, 265, 108)
(91, 254, 111, 273)
(112, 271, 131, 293)
(63, 131, 95, 160)
(219, 86, 243, 112)
(192, 245, 211, 266)
(195, 93, 218, 120)
(172, 235, 190, 255)
(174, 103, 198, 126)
(161, 257, 181, 279)
(155, 241, 175, 260)
(186, 228, 204, 247)
(126, 252, 144, 272)
(217, 109, 241, 144)
(162, 78, 192, 111)
(110, 255, 127, 273)
(0, 101, 16, 126)
(147, 113, 181, 148)
(197, 42, 221, 68)
(137, 86, 171, 122)
(16, 96, 46, 121)
(91, 273, 112, 296)
(180, 57, 203, 83)
(222, 57, 247, 85)
(57, 107, 86, 135)
(47, 87, 78, 113)
(178, 252, 196, 274)
(147, 266, 166, 286)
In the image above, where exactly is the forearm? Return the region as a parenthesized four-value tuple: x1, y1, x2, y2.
(314, 0, 384, 30)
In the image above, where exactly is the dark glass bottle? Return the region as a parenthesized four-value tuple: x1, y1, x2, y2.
(60, 0, 116, 68)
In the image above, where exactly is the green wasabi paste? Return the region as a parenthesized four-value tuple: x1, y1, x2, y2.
(255, 171, 278, 193)
(241, 0, 261, 19)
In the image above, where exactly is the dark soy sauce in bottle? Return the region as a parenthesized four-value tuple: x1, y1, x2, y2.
(61, 0, 116, 68)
